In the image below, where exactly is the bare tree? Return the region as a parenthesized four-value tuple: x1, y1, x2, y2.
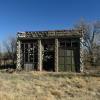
(74, 19, 100, 66)
(4, 36, 16, 65)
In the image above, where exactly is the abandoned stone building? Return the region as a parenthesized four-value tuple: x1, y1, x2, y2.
(17, 30, 84, 72)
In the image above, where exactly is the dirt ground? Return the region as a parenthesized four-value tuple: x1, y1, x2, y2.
(0, 71, 99, 100)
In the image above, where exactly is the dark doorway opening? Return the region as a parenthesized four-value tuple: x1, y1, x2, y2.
(42, 40, 55, 71)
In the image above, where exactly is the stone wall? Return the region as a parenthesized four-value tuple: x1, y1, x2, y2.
(80, 37, 84, 72)
(16, 40, 21, 70)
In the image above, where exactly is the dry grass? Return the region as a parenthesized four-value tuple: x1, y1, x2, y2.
(0, 71, 99, 100)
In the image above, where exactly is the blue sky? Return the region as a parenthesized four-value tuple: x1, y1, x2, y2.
(0, 0, 100, 42)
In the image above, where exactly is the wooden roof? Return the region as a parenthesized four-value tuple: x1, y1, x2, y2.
(17, 29, 82, 39)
